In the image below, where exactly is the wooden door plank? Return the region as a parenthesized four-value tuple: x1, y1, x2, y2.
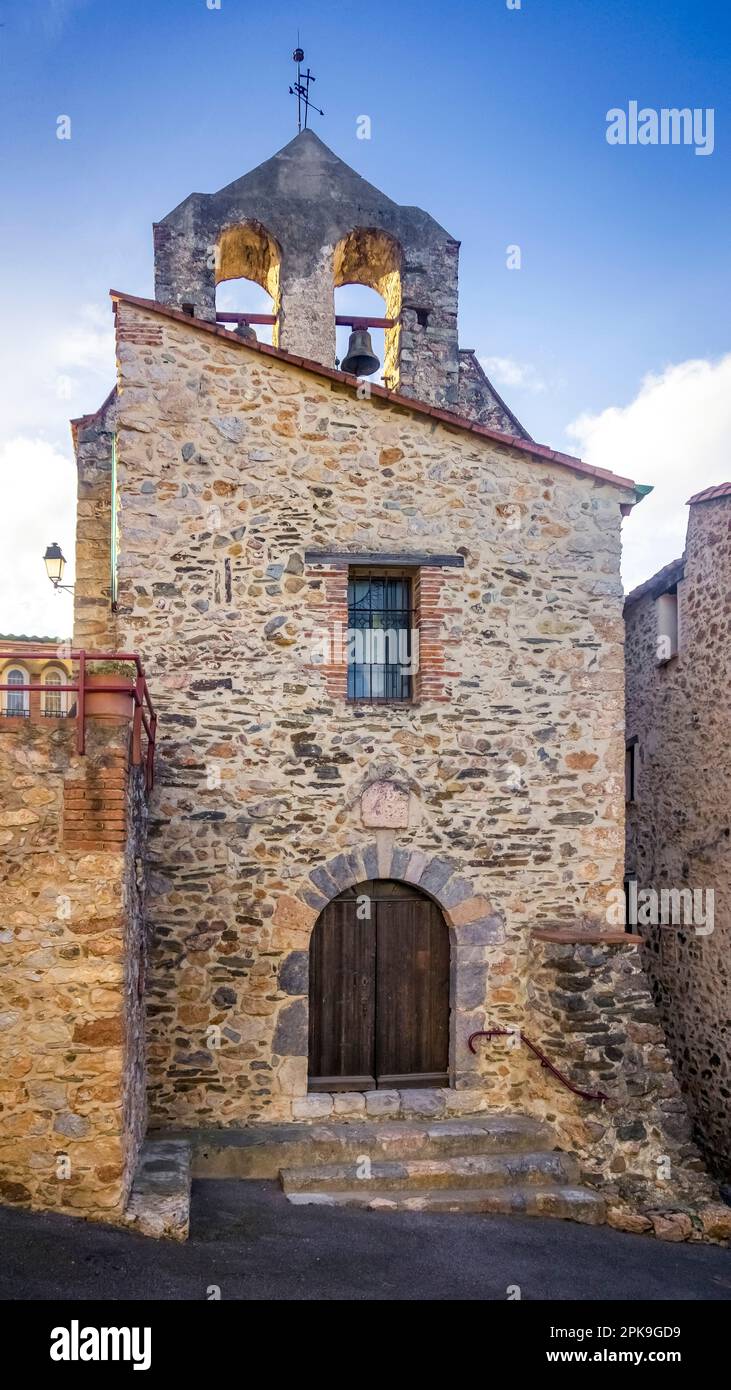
(375, 894, 449, 1087)
(308, 895, 376, 1087)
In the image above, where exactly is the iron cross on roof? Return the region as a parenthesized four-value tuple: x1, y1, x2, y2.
(289, 46, 324, 132)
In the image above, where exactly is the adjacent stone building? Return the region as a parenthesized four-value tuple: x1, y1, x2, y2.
(0, 702, 148, 1221)
(625, 485, 731, 1181)
(1, 132, 728, 1239)
(1, 637, 74, 722)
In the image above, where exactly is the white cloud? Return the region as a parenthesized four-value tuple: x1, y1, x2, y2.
(0, 303, 114, 635)
(480, 355, 547, 393)
(567, 356, 731, 592)
(22, 0, 90, 40)
(0, 437, 76, 640)
(0, 303, 114, 444)
(56, 304, 115, 373)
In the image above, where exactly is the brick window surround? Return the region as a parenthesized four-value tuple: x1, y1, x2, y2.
(304, 552, 463, 704)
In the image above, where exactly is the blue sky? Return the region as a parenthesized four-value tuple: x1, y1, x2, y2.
(1, 0, 729, 636)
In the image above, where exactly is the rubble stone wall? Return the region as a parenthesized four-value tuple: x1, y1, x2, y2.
(73, 391, 119, 650)
(0, 715, 147, 1219)
(625, 496, 731, 1179)
(526, 939, 725, 1237)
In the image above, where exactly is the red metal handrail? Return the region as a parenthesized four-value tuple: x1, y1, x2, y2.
(468, 1028, 609, 1104)
(0, 647, 157, 792)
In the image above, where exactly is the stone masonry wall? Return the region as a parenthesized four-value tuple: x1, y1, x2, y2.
(110, 299, 636, 1129)
(526, 939, 729, 1239)
(72, 391, 119, 650)
(625, 496, 731, 1180)
(0, 714, 147, 1219)
(457, 350, 530, 438)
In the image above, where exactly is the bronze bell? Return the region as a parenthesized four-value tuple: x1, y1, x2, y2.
(341, 328, 380, 377)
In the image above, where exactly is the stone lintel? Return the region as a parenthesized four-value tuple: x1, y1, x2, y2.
(304, 550, 465, 568)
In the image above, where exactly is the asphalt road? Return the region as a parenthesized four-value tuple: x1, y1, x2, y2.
(1, 1180, 730, 1301)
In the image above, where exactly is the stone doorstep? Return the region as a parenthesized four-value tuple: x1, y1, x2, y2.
(293, 1087, 493, 1122)
(121, 1138, 192, 1241)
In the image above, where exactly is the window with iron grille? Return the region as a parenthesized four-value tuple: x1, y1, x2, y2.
(347, 573, 414, 702)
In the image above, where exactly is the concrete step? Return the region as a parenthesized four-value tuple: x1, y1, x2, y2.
(285, 1184, 606, 1224)
(281, 1150, 581, 1195)
(121, 1138, 192, 1241)
(179, 1113, 554, 1179)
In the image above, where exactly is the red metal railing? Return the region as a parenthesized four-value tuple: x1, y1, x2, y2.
(0, 648, 157, 792)
(468, 1028, 609, 1104)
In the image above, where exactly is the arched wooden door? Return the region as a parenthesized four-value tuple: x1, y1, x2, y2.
(308, 880, 450, 1091)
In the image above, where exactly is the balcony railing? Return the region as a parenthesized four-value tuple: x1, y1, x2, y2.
(2, 706, 70, 718)
(0, 648, 157, 792)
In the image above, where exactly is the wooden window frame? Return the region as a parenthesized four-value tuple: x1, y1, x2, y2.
(42, 667, 67, 718)
(3, 666, 29, 717)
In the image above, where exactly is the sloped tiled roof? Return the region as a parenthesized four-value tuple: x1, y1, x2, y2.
(0, 633, 64, 644)
(687, 482, 731, 505)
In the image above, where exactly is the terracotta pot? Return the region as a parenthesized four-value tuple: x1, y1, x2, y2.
(83, 673, 134, 721)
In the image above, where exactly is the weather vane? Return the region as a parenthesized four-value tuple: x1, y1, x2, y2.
(289, 44, 324, 132)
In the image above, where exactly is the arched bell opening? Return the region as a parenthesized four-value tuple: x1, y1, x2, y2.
(333, 228, 403, 389)
(215, 220, 281, 346)
(308, 879, 450, 1093)
(334, 285, 385, 378)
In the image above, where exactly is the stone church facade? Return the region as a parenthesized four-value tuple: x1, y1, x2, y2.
(1, 133, 728, 1240)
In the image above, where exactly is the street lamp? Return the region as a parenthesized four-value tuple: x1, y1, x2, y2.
(43, 542, 74, 593)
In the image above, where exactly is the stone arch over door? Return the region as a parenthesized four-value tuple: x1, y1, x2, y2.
(272, 843, 505, 1099)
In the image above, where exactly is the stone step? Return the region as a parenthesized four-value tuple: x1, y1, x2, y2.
(121, 1138, 192, 1241)
(280, 1150, 581, 1195)
(178, 1113, 554, 1179)
(285, 1184, 607, 1224)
